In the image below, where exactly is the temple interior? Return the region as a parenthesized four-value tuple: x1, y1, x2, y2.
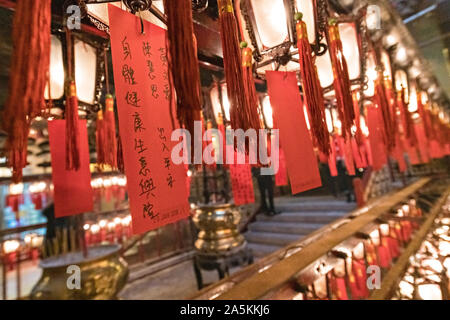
(0, 0, 449, 301)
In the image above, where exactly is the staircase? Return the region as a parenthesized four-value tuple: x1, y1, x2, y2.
(245, 196, 356, 258)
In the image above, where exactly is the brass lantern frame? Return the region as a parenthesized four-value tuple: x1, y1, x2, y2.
(239, 0, 329, 70)
(46, 24, 109, 120)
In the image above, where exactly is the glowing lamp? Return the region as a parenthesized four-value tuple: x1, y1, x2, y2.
(394, 69, 409, 102)
(45, 37, 98, 106)
(250, 0, 289, 48)
(3, 240, 20, 254)
(90, 224, 100, 234)
(338, 22, 361, 81)
(99, 220, 107, 228)
(393, 45, 411, 67)
(44, 35, 65, 100)
(261, 95, 274, 129)
(210, 81, 231, 123)
(418, 284, 442, 300)
(325, 108, 334, 133)
(363, 52, 378, 97)
(380, 49, 392, 81)
(383, 30, 400, 49)
(316, 45, 334, 89)
(294, 0, 316, 44)
(408, 83, 418, 113)
(316, 21, 362, 93)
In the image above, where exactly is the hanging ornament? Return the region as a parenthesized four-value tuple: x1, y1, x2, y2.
(104, 95, 118, 169)
(117, 135, 125, 174)
(398, 87, 417, 147)
(375, 77, 395, 152)
(295, 12, 330, 155)
(240, 41, 261, 132)
(217, 0, 260, 136)
(352, 91, 364, 146)
(96, 109, 106, 168)
(64, 29, 80, 171)
(163, 0, 202, 136)
(102, 49, 118, 169)
(217, 112, 227, 167)
(3, 0, 52, 182)
(417, 92, 432, 141)
(327, 18, 354, 139)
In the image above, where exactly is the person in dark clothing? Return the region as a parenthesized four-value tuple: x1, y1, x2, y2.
(336, 159, 356, 203)
(252, 167, 279, 216)
(42, 203, 70, 242)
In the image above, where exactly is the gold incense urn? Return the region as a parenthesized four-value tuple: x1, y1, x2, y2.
(30, 244, 128, 300)
(192, 203, 245, 253)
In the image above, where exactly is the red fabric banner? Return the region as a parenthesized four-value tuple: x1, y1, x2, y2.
(48, 120, 93, 217)
(366, 105, 387, 171)
(429, 140, 444, 159)
(414, 123, 430, 164)
(109, 5, 189, 234)
(229, 160, 255, 206)
(275, 147, 288, 186)
(266, 71, 322, 194)
(445, 144, 450, 156)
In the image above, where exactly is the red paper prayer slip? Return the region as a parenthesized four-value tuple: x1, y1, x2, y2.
(275, 147, 288, 186)
(48, 120, 93, 217)
(109, 5, 189, 234)
(266, 71, 322, 194)
(229, 150, 255, 205)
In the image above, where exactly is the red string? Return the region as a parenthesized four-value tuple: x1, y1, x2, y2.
(296, 19, 330, 155)
(3, 0, 51, 182)
(327, 24, 354, 139)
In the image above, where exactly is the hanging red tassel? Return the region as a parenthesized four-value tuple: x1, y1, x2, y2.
(217, 0, 260, 134)
(375, 79, 395, 152)
(117, 134, 125, 174)
(383, 77, 398, 135)
(397, 88, 417, 147)
(3, 0, 51, 182)
(417, 92, 432, 141)
(217, 113, 227, 167)
(295, 13, 330, 156)
(240, 41, 262, 131)
(327, 19, 354, 139)
(163, 0, 202, 135)
(104, 94, 118, 169)
(65, 79, 81, 171)
(64, 29, 80, 171)
(352, 91, 364, 146)
(96, 110, 106, 169)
